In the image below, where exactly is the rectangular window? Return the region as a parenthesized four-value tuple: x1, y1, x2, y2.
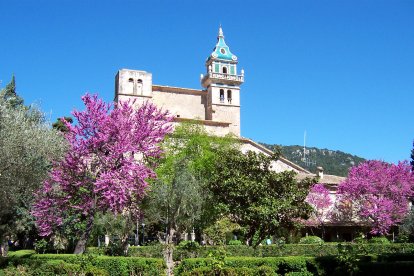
(230, 65, 235, 75)
(214, 63, 220, 73)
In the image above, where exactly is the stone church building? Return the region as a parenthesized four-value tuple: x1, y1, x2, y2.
(114, 27, 311, 174)
(114, 27, 356, 241)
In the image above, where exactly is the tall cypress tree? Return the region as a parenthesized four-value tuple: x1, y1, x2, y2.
(411, 141, 414, 170)
(0, 75, 24, 108)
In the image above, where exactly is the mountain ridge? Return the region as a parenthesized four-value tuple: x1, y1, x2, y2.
(260, 143, 366, 177)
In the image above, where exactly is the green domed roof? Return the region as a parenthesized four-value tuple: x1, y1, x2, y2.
(208, 27, 238, 62)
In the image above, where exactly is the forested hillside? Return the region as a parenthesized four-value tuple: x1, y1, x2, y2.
(260, 143, 366, 177)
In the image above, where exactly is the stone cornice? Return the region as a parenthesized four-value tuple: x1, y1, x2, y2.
(173, 117, 230, 127)
(116, 93, 152, 98)
(152, 85, 205, 96)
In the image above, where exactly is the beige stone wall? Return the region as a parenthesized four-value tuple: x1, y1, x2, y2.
(116, 69, 152, 98)
(115, 69, 241, 137)
(209, 85, 240, 106)
(203, 124, 231, 136)
(152, 90, 207, 120)
(170, 121, 231, 137)
(116, 94, 152, 108)
(212, 105, 240, 136)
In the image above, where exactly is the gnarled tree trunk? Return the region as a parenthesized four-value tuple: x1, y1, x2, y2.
(160, 228, 176, 276)
(0, 236, 9, 257)
(74, 212, 95, 254)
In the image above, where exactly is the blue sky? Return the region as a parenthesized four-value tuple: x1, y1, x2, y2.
(1, 0, 413, 163)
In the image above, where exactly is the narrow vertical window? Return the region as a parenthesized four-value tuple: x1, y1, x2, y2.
(227, 90, 232, 104)
(222, 67, 228, 74)
(137, 79, 143, 95)
(219, 89, 224, 103)
(128, 78, 136, 95)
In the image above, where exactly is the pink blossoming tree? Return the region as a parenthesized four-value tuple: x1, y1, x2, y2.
(32, 94, 172, 253)
(305, 183, 332, 238)
(337, 160, 414, 235)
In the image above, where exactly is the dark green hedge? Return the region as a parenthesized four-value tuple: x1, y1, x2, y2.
(178, 266, 278, 276)
(87, 243, 414, 260)
(174, 256, 414, 276)
(174, 257, 322, 275)
(2, 251, 165, 275)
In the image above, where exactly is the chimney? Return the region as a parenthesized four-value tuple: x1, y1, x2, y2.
(316, 166, 324, 179)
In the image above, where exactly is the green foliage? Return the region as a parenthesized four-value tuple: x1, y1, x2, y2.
(90, 211, 136, 254)
(175, 254, 414, 276)
(298, 236, 324, 244)
(203, 217, 241, 246)
(336, 243, 365, 275)
(1, 251, 165, 275)
(1, 260, 108, 276)
(179, 241, 200, 250)
(174, 256, 318, 275)
(33, 239, 49, 254)
(399, 208, 414, 241)
(52, 116, 73, 133)
(228, 240, 242, 246)
(0, 75, 24, 109)
(87, 245, 164, 258)
(104, 241, 128, 256)
(395, 233, 410, 243)
(88, 243, 414, 260)
(0, 81, 66, 251)
(411, 140, 414, 171)
(145, 122, 237, 234)
(206, 247, 227, 272)
(208, 148, 315, 246)
(178, 266, 276, 276)
(368, 237, 390, 244)
(261, 143, 366, 177)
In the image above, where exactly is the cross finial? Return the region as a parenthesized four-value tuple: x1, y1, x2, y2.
(218, 24, 224, 38)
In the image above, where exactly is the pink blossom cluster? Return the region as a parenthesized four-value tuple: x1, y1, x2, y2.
(338, 160, 414, 235)
(32, 94, 172, 236)
(305, 183, 332, 226)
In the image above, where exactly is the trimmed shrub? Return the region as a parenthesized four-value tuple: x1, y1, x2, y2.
(228, 240, 242, 246)
(1, 259, 109, 276)
(87, 245, 164, 258)
(298, 236, 323, 244)
(2, 251, 165, 275)
(178, 266, 276, 276)
(175, 256, 318, 275)
(86, 243, 414, 260)
(368, 237, 390, 244)
(179, 241, 200, 249)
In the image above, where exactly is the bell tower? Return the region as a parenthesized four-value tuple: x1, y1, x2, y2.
(201, 26, 244, 136)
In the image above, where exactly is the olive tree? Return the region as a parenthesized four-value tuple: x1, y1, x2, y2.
(0, 80, 66, 256)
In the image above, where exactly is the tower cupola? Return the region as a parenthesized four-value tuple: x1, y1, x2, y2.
(201, 26, 244, 137)
(207, 26, 238, 62)
(201, 26, 244, 88)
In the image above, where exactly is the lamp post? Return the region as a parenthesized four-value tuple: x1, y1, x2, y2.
(141, 223, 146, 245)
(135, 220, 139, 246)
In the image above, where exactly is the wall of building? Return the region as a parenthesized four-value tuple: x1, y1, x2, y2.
(115, 69, 243, 137)
(212, 105, 240, 136)
(116, 69, 152, 98)
(152, 89, 207, 120)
